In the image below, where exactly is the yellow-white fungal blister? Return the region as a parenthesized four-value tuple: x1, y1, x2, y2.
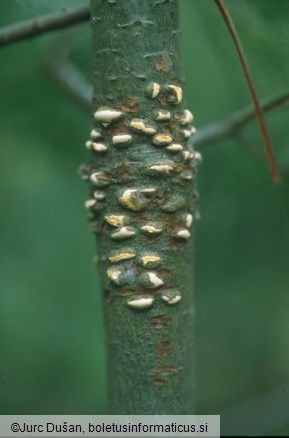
(84, 199, 96, 210)
(82, 79, 200, 312)
(108, 251, 136, 263)
(89, 172, 111, 187)
(127, 296, 154, 310)
(105, 214, 127, 227)
(152, 133, 173, 146)
(112, 134, 132, 146)
(185, 214, 193, 228)
(175, 109, 194, 125)
(166, 84, 183, 104)
(111, 226, 136, 240)
(148, 162, 175, 175)
(145, 82, 161, 99)
(141, 223, 163, 235)
(154, 110, 171, 121)
(166, 143, 183, 152)
(175, 229, 191, 240)
(129, 119, 156, 135)
(91, 142, 108, 152)
(161, 290, 182, 305)
(94, 107, 124, 125)
(90, 129, 103, 140)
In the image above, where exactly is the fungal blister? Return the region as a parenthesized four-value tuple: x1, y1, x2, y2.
(111, 226, 136, 240)
(190, 151, 203, 165)
(94, 107, 124, 125)
(165, 84, 183, 104)
(127, 296, 154, 310)
(166, 143, 183, 152)
(90, 129, 103, 140)
(91, 142, 108, 153)
(175, 109, 194, 125)
(129, 119, 156, 136)
(112, 134, 132, 146)
(145, 82, 161, 99)
(84, 199, 96, 210)
(152, 133, 173, 146)
(118, 188, 148, 211)
(154, 110, 171, 121)
(82, 79, 199, 312)
(93, 191, 106, 201)
(147, 160, 176, 175)
(185, 213, 193, 228)
(139, 271, 164, 289)
(90, 172, 111, 187)
(105, 214, 128, 227)
(141, 222, 163, 235)
(161, 290, 182, 305)
(181, 169, 193, 180)
(108, 250, 136, 263)
(174, 229, 191, 240)
(140, 254, 161, 268)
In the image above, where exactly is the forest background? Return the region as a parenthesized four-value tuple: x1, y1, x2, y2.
(1, 0, 289, 435)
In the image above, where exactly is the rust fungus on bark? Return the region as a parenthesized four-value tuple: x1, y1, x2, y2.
(149, 314, 171, 330)
(114, 165, 134, 182)
(158, 93, 169, 107)
(116, 97, 141, 113)
(168, 238, 187, 251)
(106, 122, 130, 136)
(156, 341, 173, 358)
(143, 234, 163, 245)
(157, 269, 173, 281)
(156, 213, 180, 231)
(119, 287, 153, 297)
(153, 366, 179, 376)
(156, 53, 171, 72)
(153, 379, 165, 386)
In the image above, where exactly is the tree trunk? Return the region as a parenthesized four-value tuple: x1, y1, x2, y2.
(86, 0, 198, 414)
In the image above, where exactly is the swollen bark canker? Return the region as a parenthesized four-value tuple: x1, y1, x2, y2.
(81, 0, 201, 414)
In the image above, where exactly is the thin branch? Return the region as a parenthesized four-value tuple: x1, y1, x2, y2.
(215, 0, 281, 184)
(191, 91, 289, 148)
(46, 55, 92, 114)
(0, 4, 90, 47)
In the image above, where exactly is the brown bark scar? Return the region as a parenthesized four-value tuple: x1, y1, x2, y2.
(156, 53, 171, 72)
(116, 97, 141, 112)
(153, 365, 179, 376)
(153, 379, 165, 385)
(150, 314, 171, 329)
(156, 341, 173, 358)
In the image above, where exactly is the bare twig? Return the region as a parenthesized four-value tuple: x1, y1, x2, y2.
(191, 91, 289, 148)
(46, 55, 92, 113)
(215, 0, 281, 184)
(0, 4, 90, 47)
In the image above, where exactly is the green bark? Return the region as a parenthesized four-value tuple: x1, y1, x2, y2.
(85, 0, 199, 414)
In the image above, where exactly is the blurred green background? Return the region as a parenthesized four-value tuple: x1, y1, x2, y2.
(1, 0, 289, 435)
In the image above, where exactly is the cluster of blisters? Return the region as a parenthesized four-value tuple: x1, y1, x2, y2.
(81, 80, 202, 310)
